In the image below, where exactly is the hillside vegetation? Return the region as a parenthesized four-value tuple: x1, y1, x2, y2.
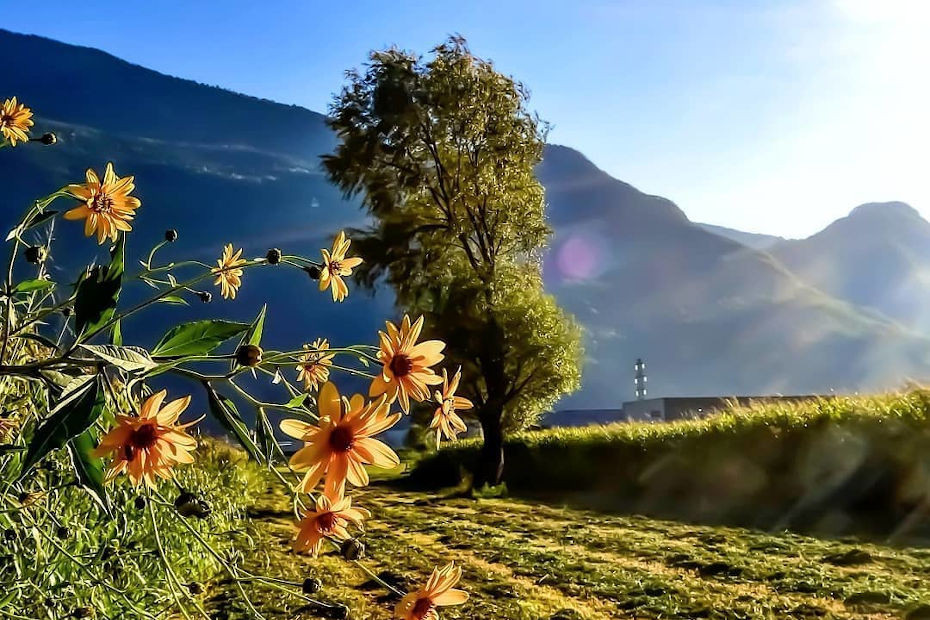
(411, 391, 930, 536)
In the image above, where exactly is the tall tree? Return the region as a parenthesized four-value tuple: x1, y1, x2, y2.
(324, 38, 582, 485)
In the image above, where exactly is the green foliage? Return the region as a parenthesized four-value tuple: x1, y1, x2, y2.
(412, 391, 930, 535)
(151, 319, 249, 357)
(18, 377, 106, 479)
(324, 37, 582, 436)
(73, 236, 124, 336)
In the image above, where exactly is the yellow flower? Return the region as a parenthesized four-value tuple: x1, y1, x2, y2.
(0, 97, 33, 146)
(296, 338, 335, 392)
(395, 562, 468, 619)
(293, 490, 369, 556)
(63, 163, 141, 244)
(319, 231, 362, 302)
(212, 244, 247, 299)
(280, 381, 401, 496)
(92, 390, 201, 488)
(430, 368, 472, 446)
(369, 315, 445, 413)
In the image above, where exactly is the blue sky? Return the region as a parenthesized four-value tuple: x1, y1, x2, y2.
(4, 0, 928, 238)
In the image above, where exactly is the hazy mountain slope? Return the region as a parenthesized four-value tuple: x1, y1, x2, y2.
(770, 202, 930, 332)
(698, 223, 785, 250)
(537, 148, 930, 405)
(3, 30, 930, 412)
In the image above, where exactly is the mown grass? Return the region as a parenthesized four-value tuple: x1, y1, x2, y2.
(233, 479, 930, 619)
(410, 391, 930, 535)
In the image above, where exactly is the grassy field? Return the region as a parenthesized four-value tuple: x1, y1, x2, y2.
(410, 392, 930, 536)
(222, 475, 930, 619)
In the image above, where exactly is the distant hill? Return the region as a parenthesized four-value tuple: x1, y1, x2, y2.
(698, 223, 785, 250)
(538, 147, 930, 405)
(3, 29, 930, 412)
(770, 202, 930, 332)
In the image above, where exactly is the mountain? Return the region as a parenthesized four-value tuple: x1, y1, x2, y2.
(538, 148, 930, 405)
(769, 202, 930, 332)
(698, 223, 784, 250)
(3, 29, 930, 413)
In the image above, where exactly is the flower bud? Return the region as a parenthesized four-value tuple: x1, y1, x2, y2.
(265, 248, 282, 265)
(187, 582, 203, 595)
(36, 133, 57, 145)
(340, 538, 365, 561)
(164, 229, 178, 242)
(302, 577, 322, 594)
(235, 344, 263, 367)
(174, 491, 211, 519)
(304, 265, 322, 280)
(197, 291, 213, 303)
(24, 245, 47, 264)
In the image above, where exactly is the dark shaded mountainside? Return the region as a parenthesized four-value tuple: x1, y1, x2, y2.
(3, 29, 930, 410)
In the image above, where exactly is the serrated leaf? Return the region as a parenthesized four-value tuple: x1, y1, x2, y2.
(18, 377, 106, 479)
(74, 237, 124, 337)
(79, 344, 155, 372)
(152, 320, 248, 357)
(67, 428, 110, 515)
(204, 383, 264, 463)
(12, 279, 54, 294)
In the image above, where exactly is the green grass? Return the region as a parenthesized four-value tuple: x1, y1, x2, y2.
(410, 391, 930, 535)
(0, 439, 266, 619)
(233, 480, 930, 619)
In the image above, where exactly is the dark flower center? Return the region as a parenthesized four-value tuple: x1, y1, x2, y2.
(328, 425, 355, 453)
(91, 192, 115, 213)
(129, 423, 159, 450)
(328, 260, 341, 274)
(0, 114, 11, 126)
(389, 353, 414, 378)
(411, 597, 435, 618)
(316, 511, 338, 533)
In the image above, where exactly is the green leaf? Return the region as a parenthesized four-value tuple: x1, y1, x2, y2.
(0, 445, 26, 455)
(24, 210, 59, 232)
(231, 305, 267, 371)
(152, 320, 248, 357)
(74, 236, 125, 337)
(254, 408, 282, 465)
(245, 305, 267, 347)
(12, 279, 54, 294)
(204, 383, 264, 463)
(18, 377, 106, 479)
(155, 295, 189, 306)
(67, 428, 110, 515)
(112, 319, 123, 346)
(14, 332, 59, 349)
(78, 344, 156, 373)
(285, 393, 308, 409)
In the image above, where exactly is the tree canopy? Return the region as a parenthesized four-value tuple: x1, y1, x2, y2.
(324, 37, 582, 482)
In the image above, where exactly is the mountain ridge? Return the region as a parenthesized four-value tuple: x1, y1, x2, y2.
(3, 28, 930, 409)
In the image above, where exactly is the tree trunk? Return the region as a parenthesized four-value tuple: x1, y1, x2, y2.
(476, 407, 504, 487)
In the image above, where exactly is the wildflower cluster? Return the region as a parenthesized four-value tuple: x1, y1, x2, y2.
(0, 99, 468, 617)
